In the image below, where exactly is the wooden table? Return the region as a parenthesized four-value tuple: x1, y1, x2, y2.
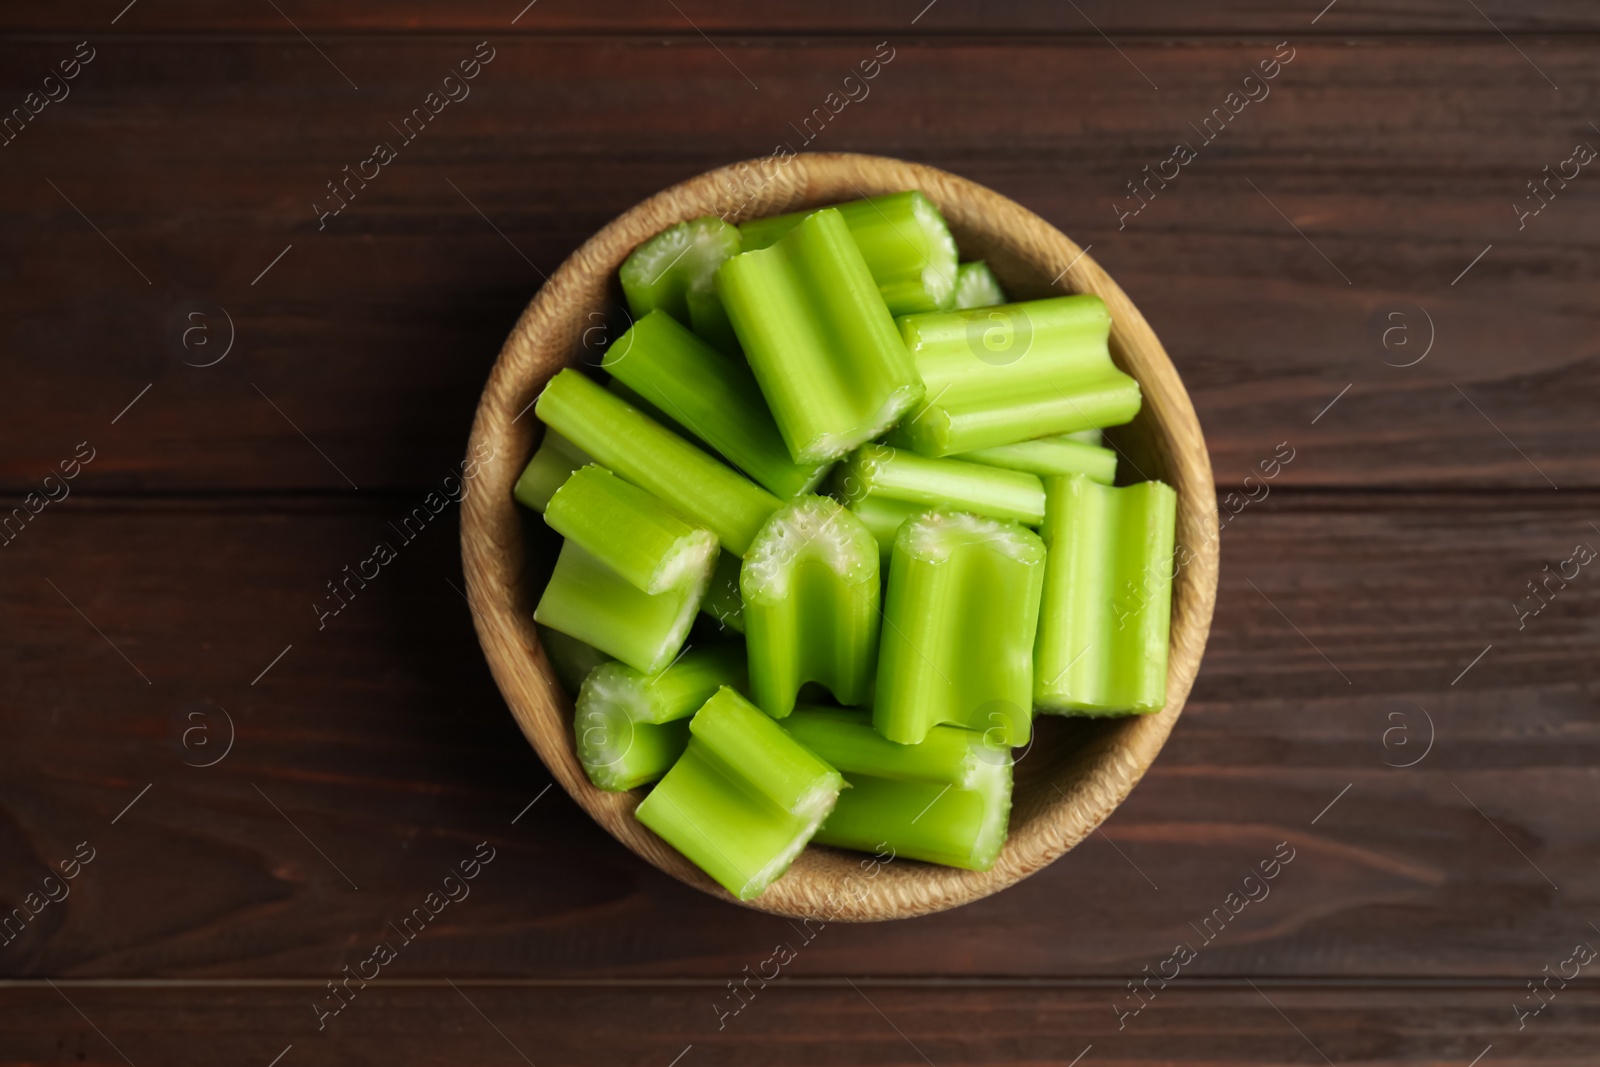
(2, 4, 1596, 1064)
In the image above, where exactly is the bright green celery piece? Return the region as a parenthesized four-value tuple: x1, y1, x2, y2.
(894, 294, 1141, 457)
(954, 433, 1118, 484)
(544, 464, 718, 595)
(741, 497, 880, 718)
(574, 644, 747, 791)
(535, 369, 779, 554)
(513, 429, 592, 511)
(874, 511, 1047, 747)
(783, 708, 1012, 871)
(635, 687, 845, 900)
(737, 191, 959, 316)
(701, 550, 745, 634)
(952, 261, 1007, 310)
(603, 310, 831, 498)
(619, 215, 742, 355)
(1035, 474, 1177, 716)
(537, 625, 610, 695)
(837, 443, 1045, 526)
(717, 207, 924, 464)
(846, 494, 925, 565)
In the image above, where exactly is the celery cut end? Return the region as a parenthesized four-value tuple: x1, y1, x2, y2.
(952, 260, 1007, 310)
(899, 509, 1046, 566)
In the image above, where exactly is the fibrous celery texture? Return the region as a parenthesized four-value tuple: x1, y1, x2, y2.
(635, 687, 845, 900)
(737, 191, 959, 316)
(952, 261, 1007, 310)
(836, 443, 1045, 527)
(894, 294, 1141, 456)
(741, 496, 880, 718)
(575, 644, 747, 791)
(603, 310, 831, 498)
(535, 368, 778, 554)
(786, 708, 1012, 871)
(619, 215, 742, 354)
(513, 429, 592, 511)
(874, 511, 1047, 747)
(1035, 474, 1177, 716)
(717, 207, 924, 464)
(954, 433, 1118, 485)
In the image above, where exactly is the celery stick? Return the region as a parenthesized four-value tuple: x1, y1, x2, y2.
(1066, 428, 1103, 446)
(894, 295, 1141, 456)
(836, 443, 1045, 526)
(604, 311, 831, 498)
(635, 687, 844, 900)
(535, 369, 779, 554)
(874, 512, 1046, 746)
(953, 261, 1006, 310)
(533, 540, 711, 675)
(738, 191, 959, 315)
(544, 465, 718, 595)
(537, 624, 610, 696)
(619, 215, 742, 355)
(513, 430, 592, 512)
(1035, 474, 1176, 716)
(717, 208, 924, 464)
(606, 377, 672, 426)
(741, 497, 880, 718)
(701, 550, 745, 633)
(846, 494, 925, 565)
(954, 433, 1118, 484)
(577, 705, 690, 792)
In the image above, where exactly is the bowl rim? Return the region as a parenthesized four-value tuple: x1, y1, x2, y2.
(461, 152, 1219, 921)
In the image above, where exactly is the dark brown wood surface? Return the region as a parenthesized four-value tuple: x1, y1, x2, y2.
(1, 4, 1596, 1064)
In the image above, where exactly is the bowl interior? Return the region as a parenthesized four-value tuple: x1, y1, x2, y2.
(461, 152, 1218, 921)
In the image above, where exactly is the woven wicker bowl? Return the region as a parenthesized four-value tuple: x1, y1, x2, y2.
(462, 153, 1218, 921)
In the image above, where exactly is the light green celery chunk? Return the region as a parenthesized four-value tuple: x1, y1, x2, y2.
(741, 497, 879, 718)
(953, 261, 1007, 310)
(603, 311, 831, 498)
(785, 708, 1012, 871)
(573, 645, 747, 791)
(1035, 474, 1177, 716)
(894, 294, 1141, 456)
(533, 540, 712, 675)
(535, 369, 779, 554)
(846, 494, 925, 565)
(701, 550, 745, 634)
(544, 465, 718, 595)
(1066, 428, 1103, 446)
(717, 208, 924, 464)
(874, 511, 1046, 746)
(513, 430, 592, 512)
(837, 443, 1045, 526)
(954, 434, 1118, 484)
(635, 687, 845, 900)
(537, 625, 610, 696)
(619, 215, 742, 354)
(737, 191, 959, 315)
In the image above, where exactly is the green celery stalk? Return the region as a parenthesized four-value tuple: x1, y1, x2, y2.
(1035, 474, 1177, 715)
(513, 429, 592, 512)
(954, 433, 1118, 484)
(717, 207, 924, 464)
(741, 497, 880, 717)
(893, 294, 1141, 456)
(737, 191, 960, 315)
(784, 708, 1012, 871)
(535, 369, 779, 554)
(574, 645, 747, 791)
(836, 443, 1045, 526)
(607, 377, 672, 426)
(603, 310, 832, 498)
(952, 261, 1007, 310)
(1066, 428, 1103, 446)
(619, 215, 742, 355)
(537, 624, 610, 696)
(701, 550, 745, 634)
(846, 494, 925, 565)
(635, 687, 845, 900)
(874, 511, 1047, 746)
(544, 464, 718, 595)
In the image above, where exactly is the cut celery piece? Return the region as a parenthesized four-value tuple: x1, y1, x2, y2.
(513, 429, 592, 512)
(836, 443, 1045, 526)
(954, 433, 1118, 484)
(635, 687, 845, 900)
(603, 311, 831, 498)
(701, 550, 745, 633)
(544, 464, 718, 595)
(784, 708, 1012, 871)
(874, 511, 1047, 746)
(535, 369, 779, 554)
(952, 261, 1007, 310)
(619, 215, 742, 354)
(717, 207, 924, 464)
(606, 377, 672, 426)
(846, 494, 925, 565)
(1035, 474, 1177, 716)
(577, 704, 689, 792)
(894, 294, 1141, 456)
(741, 497, 880, 718)
(537, 624, 610, 696)
(1066, 428, 1103, 446)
